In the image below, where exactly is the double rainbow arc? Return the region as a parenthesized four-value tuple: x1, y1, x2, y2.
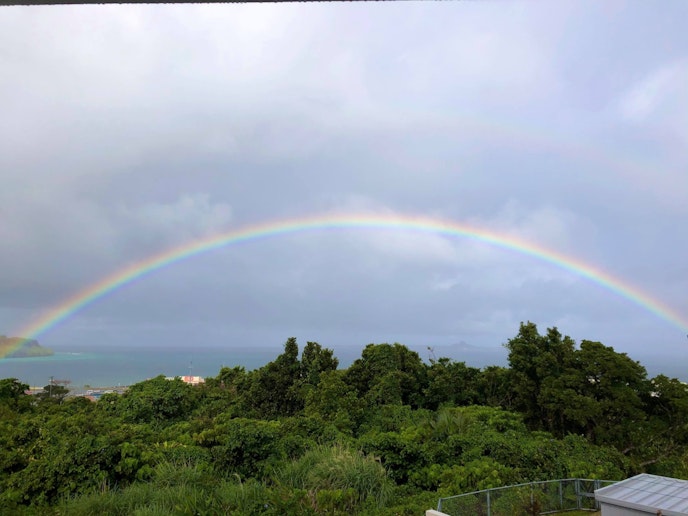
(4, 212, 686, 357)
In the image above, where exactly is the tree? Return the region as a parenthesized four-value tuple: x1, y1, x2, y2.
(35, 384, 69, 404)
(245, 337, 304, 418)
(617, 374, 688, 472)
(475, 366, 514, 408)
(573, 340, 647, 446)
(0, 378, 29, 411)
(300, 341, 338, 387)
(344, 343, 428, 408)
(505, 322, 576, 432)
(195, 417, 283, 478)
(644, 374, 688, 443)
(117, 375, 198, 423)
(304, 370, 363, 434)
(423, 357, 481, 410)
(197, 365, 250, 418)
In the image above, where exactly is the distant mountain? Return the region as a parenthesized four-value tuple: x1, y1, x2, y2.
(0, 336, 54, 358)
(452, 341, 487, 352)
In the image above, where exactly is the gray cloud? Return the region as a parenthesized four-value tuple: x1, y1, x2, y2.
(1, 1, 686, 362)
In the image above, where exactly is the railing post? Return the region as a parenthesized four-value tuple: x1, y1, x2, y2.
(434, 477, 618, 515)
(531, 484, 534, 512)
(593, 480, 600, 510)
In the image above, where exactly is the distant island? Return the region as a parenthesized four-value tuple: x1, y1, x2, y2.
(0, 336, 54, 358)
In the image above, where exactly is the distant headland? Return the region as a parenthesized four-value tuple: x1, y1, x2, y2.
(0, 336, 54, 358)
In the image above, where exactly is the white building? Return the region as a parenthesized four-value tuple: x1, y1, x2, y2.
(595, 473, 688, 516)
(164, 375, 205, 385)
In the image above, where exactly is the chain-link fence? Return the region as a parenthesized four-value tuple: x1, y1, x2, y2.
(437, 478, 618, 516)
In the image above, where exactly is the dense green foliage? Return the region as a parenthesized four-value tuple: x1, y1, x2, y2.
(1, 323, 687, 514)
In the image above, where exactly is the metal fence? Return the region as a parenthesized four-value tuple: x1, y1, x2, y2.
(437, 478, 618, 516)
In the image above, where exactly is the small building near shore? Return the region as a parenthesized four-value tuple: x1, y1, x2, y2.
(595, 473, 688, 515)
(181, 375, 204, 386)
(165, 375, 205, 386)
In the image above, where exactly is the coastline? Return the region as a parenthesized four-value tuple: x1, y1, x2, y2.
(0, 336, 54, 359)
(2, 343, 685, 388)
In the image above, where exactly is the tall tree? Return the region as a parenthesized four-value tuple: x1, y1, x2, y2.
(0, 378, 30, 411)
(344, 343, 428, 408)
(246, 337, 304, 418)
(300, 341, 339, 387)
(423, 358, 481, 410)
(505, 322, 576, 431)
(117, 375, 198, 423)
(573, 340, 648, 446)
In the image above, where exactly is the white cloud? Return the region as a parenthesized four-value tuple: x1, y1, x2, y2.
(616, 59, 688, 154)
(118, 194, 233, 243)
(0, 191, 233, 308)
(428, 201, 598, 294)
(320, 197, 596, 300)
(470, 200, 598, 256)
(0, 3, 686, 359)
(618, 60, 688, 123)
(606, 59, 688, 212)
(323, 196, 461, 267)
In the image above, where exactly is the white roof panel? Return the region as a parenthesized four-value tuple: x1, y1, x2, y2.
(595, 474, 688, 516)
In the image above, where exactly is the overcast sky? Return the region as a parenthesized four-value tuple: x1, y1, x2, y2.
(1, 1, 687, 367)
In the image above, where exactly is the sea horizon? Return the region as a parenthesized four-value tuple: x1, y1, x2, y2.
(1, 342, 684, 388)
(1, 342, 507, 388)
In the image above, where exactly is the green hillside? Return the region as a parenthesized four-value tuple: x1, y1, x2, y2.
(0, 336, 53, 358)
(0, 323, 686, 515)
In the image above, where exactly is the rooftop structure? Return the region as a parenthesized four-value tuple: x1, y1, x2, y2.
(165, 375, 205, 386)
(181, 375, 205, 386)
(595, 474, 688, 516)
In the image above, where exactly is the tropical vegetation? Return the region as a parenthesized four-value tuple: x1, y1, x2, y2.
(1, 323, 687, 514)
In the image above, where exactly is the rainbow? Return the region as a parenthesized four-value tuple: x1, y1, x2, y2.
(4, 212, 687, 357)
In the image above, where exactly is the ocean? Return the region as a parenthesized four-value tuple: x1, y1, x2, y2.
(0, 345, 287, 388)
(1, 343, 684, 389)
(0, 342, 508, 388)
